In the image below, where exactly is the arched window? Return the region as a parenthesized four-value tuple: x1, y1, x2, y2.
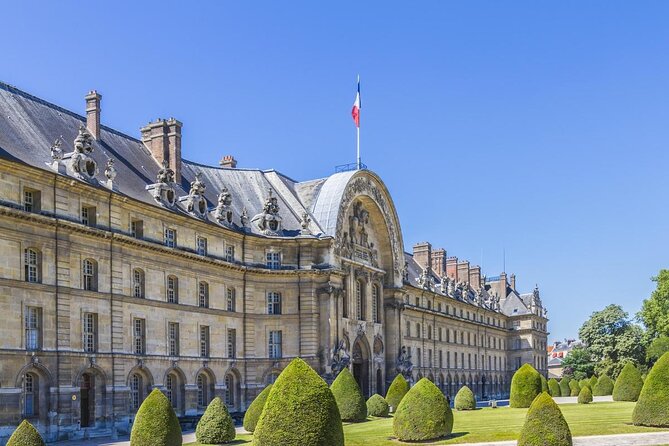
(133, 269, 145, 298)
(224, 374, 235, 407)
(24, 248, 41, 283)
(227, 287, 236, 312)
(196, 373, 209, 408)
(165, 373, 180, 410)
(372, 284, 381, 323)
(130, 373, 142, 410)
(167, 276, 178, 303)
(82, 259, 97, 291)
(198, 282, 209, 308)
(24, 373, 38, 417)
(356, 280, 365, 321)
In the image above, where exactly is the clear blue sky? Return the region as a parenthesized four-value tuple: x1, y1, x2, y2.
(2, 1, 668, 342)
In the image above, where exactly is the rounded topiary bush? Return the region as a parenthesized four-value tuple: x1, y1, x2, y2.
(253, 357, 344, 446)
(196, 397, 235, 444)
(613, 362, 643, 402)
(593, 375, 614, 396)
(366, 394, 389, 417)
(454, 385, 476, 410)
(541, 375, 549, 393)
(510, 364, 542, 408)
(130, 388, 182, 446)
(577, 386, 593, 404)
(569, 380, 580, 397)
(548, 378, 561, 397)
(633, 352, 669, 426)
(243, 384, 272, 433)
(559, 378, 571, 397)
(385, 374, 410, 412)
(7, 420, 45, 446)
(330, 367, 367, 421)
(393, 378, 453, 441)
(518, 392, 572, 446)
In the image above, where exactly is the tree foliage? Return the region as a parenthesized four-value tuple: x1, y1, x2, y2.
(517, 393, 572, 446)
(638, 270, 669, 340)
(593, 375, 614, 396)
(633, 352, 669, 426)
(577, 386, 593, 404)
(330, 368, 367, 421)
(510, 364, 542, 408)
(612, 362, 643, 402)
(7, 420, 45, 446)
(559, 378, 571, 397)
(548, 378, 561, 397)
(243, 384, 272, 433)
(366, 394, 389, 417)
(454, 385, 476, 410)
(393, 378, 453, 441)
(195, 397, 235, 444)
(646, 335, 669, 367)
(130, 389, 182, 446)
(385, 374, 409, 411)
(561, 347, 595, 381)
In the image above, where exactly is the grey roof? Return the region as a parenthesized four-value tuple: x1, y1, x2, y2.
(311, 171, 357, 236)
(0, 81, 341, 237)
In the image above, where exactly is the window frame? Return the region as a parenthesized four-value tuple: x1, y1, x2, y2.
(267, 292, 282, 315)
(268, 330, 282, 359)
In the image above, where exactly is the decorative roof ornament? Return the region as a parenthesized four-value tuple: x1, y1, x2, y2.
(145, 159, 177, 207)
(104, 158, 117, 190)
(214, 186, 234, 226)
(180, 171, 208, 220)
(68, 125, 98, 181)
(300, 212, 312, 235)
(416, 266, 434, 291)
(50, 138, 63, 162)
(252, 188, 282, 235)
(240, 207, 249, 230)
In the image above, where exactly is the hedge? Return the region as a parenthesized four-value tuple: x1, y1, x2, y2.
(330, 368, 367, 421)
(633, 352, 669, 426)
(366, 394, 389, 417)
(589, 376, 598, 389)
(518, 392, 572, 446)
(579, 378, 591, 390)
(548, 378, 561, 397)
(559, 377, 571, 397)
(130, 389, 182, 446)
(577, 386, 593, 404)
(454, 385, 476, 410)
(195, 397, 235, 444)
(612, 363, 643, 402)
(385, 374, 410, 411)
(253, 357, 344, 446)
(243, 384, 272, 433)
(510, 364, 542, 408)
(7, 420, 45, 446)
(593, 375, 614, 396)
(541, 375, 549, 393)
(393, 378, 453, 441)
(569, 380, 580, 397)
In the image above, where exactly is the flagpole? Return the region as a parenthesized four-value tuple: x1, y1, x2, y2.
(356, 75, 361, 170)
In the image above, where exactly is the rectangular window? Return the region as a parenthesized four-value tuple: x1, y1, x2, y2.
(447, 351, 450, 368)
(133, 318, 145, 354)
(24, 249, 39, 283)
(200, 325, 210, 358)
(438, 327, 442, 341)
(461, 352, 464, 369)
(81, 205, 97, 227)
(130, 219, 144, 238)
(227, 328, 236, 358)
(227, 288, 236, 312)
(405, 321, 410, 337)
(24, 189, 41, 213)
(266, 252, 281, 270)
(83, 313, 97, 353)
(267, 292, 282, 315)
(167, 276, 178, 303)
(428, 349, 433, 367)
(439, 350, 443, 368)
(269, 330, 282, 359)
(225, 245, 235, 263)
(164, 228, 177, 248)
(168, 322, 179, 356)
(25, 307, 40, 351)
(417, 348, 422, 367)
(199, 282, 210, 308)
(196, 236, 208, 256)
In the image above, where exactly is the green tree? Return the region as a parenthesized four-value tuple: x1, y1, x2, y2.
(561, 347, 595, 380)
(243, 384, 272, 433)
(385, 374, 410, 411)
(646, 335, 669, 367)
(633, 352, 669, 426)
(7, 420, 45, 446)
(510, 364, 542, 408)
(638, 270, 669, 339)
(578, 304, 646, 378)
(517, 393, 572, 446)
(195, 397, 235, 444)
(330, 368, 367, 421)
(548, 378, 561, 397)
(130, 389, 182, 446)
(393, 378, 453, 441)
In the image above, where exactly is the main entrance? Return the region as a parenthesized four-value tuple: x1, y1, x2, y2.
(80, 373, 94, 428)
(352, 339, 370, 398)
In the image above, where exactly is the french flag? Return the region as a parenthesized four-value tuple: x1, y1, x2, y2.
(351, 78, 361, 128)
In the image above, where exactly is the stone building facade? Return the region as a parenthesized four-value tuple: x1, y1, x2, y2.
(0, 82, 548, 443)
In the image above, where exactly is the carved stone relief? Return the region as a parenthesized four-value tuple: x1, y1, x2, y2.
(146, 160, 177, 207)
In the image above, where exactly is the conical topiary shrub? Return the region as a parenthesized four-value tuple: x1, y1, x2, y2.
(589, 376, 598, 389)
(330, 368, 367, 421)
(559, 377, 571, 397)
(196, 397, 235, 444)
(569, 380, 580, 397)
(454, 385, 476, 410)
(366, 394, 389, 417)
(613, 363, 643, 402)
(243, 384, 272, 433)
(385, 374, 410, 412)
(633, 352, 669, 426)
(541, 375, 549, 393)
(579, 378, 591, 390)
(393, 378, 453, 441)
(577, 386, 593, 404)
(7, 420, 45, 446)
(593, 375, 614, 396)
(518, 392, 572, 446)
(510, 364, 542, 408)
(548, 378, 561, 397)
(130, 388, 182, 446)
(253, 358, 344, 446)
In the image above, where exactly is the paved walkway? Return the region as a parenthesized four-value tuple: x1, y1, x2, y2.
(456, 431, 669, 446)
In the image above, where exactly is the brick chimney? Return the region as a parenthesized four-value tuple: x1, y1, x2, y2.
(510, 273, 516, 290)
(469, 265, 481, 290)
(220, 155, 237, 168)
(446, 257, 458, 281)
(141, 118, 183, 183)
(85, 90, 102, 139)
(431, 248, 446, 276)
(412, 242, 432, 270)
(457, 261, 470, 284)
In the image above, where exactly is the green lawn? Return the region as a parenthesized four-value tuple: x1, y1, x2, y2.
(186, 402, 668, 446)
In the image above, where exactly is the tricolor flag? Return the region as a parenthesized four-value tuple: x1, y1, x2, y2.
(351, 78, 361, 128)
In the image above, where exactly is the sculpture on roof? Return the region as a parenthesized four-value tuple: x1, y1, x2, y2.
(69, 125, 98, 181)
(416, 266, 434, 291)
(447, 278, 455, 296)
(180, 172, 208, 219)
(50, 138, 63, 162)
(252, 188, 282, 235)
(240, 208, 249, 230)
(157, 159, 175, 184)
(401, 261, 409, 283)
(104, 158, 117, 189)
(146, 159, 177, 207)
(300, 212, 312, 235)
(214, 186, 234, 226)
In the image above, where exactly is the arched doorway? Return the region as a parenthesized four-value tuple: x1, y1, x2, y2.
(352, 337, 370, 398)
(80, 373, 95, 428)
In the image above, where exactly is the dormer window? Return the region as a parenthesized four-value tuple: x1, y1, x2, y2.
(266, 252, 281, 270)
(24, 189, 41, 213)
(225, 245, 235, 263)
(81, 205, 97, 227)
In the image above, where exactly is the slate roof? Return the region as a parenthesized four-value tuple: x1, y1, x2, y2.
(0, 81, 345, 238)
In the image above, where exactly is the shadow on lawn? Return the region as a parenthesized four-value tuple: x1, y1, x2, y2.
(386, 432, 470, 444)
